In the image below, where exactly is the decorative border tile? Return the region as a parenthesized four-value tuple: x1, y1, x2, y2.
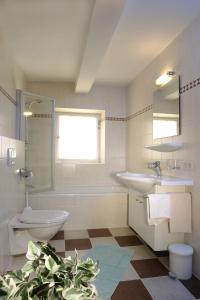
(0, 85, 16, 105)
(104, 105, 153, 123)
(126, 104, 153, 121)
(180, 77, 200, 94)
(105, 116, 126, 121)
(31, 113, 52, 118)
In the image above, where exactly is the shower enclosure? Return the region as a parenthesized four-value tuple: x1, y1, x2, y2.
(16, 90, 55, 193)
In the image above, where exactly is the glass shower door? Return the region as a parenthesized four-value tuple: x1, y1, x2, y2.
(16, 90, 55, 193)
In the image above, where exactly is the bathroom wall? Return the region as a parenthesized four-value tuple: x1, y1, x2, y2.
(26, 82, 127, 189)
(0, 35, 26, 273)
(0, 34, 26, 138)
(127, 15, 200, 278)
(0, 137, 25, 273)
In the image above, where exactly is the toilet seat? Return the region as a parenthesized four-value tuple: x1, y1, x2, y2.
(19, 210, 69, 224)
(9, 210, 69, 255)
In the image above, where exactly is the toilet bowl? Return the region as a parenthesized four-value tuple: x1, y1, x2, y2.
(9, 208, 69, 255)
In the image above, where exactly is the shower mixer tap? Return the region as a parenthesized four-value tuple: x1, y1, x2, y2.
(16, 168, 33, 178)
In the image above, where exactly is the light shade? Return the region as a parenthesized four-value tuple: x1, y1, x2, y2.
(155, 71, 175, 86)
(24, 111, 33, 117)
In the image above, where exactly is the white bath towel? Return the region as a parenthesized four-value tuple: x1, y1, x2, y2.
(147, 193, 171, 219)
(146, 200, 166, 226)
(169, 192, 192, 233)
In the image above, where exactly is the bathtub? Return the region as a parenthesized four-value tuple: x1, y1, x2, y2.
(28, 186, 128, 230)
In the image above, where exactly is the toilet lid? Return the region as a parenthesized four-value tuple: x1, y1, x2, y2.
(19, 210, 69, 224)
(168, 243, 193, 256)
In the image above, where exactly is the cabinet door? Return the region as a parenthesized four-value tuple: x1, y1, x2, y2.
(129, 191, 145, 233)
(128, 190, 155, 248)
(128, 190, 144, 232)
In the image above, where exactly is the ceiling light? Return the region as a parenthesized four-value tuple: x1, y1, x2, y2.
(155, 71, 175, 86)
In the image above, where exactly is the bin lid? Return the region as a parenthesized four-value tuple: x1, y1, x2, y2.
(168, 243, 193, 256)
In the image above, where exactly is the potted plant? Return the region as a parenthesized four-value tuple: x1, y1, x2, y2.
(0, 241, 99, 300)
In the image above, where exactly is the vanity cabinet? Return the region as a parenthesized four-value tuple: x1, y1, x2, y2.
(128, 188, 185, 251)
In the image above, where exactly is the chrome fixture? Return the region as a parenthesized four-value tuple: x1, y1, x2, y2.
(147, 161, 161, 177)
(16, 168, 33, 178)
(24, 100, 42, 117)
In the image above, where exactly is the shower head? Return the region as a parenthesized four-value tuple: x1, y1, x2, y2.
(24, 100, 42, 117)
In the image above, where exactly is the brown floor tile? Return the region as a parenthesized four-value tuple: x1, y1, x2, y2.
(115, 235, 143, 247)
(180, 276, 200, 298)
(131, 258, 168, 278)
(51, 230, 64, 240)
(111, 280, 153, 300)
(56, 252, 65, 258)
(154, 250, 169, 257)
(65, 239, 92, 251)
(88, 228, 112, 238)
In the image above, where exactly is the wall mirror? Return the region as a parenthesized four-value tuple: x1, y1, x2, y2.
(153, 73, 180, 139)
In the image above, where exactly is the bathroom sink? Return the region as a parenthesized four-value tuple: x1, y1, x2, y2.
(116, 172, 159, 193)
(116, 172, 193, 193)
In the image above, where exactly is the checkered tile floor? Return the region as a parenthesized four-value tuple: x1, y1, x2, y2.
(11, 227, 200, 300)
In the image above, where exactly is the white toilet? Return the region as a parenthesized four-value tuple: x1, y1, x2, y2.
(9, 208, 69, 255)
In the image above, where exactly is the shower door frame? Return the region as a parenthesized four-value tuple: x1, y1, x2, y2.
(16, 89, 56, 192)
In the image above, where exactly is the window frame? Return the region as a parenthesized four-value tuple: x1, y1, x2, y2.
(56, 111, 102, 164)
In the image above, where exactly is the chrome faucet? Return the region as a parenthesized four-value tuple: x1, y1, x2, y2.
(147, 161, 161, 177)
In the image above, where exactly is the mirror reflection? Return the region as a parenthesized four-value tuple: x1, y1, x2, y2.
(153, 75, 180, 139)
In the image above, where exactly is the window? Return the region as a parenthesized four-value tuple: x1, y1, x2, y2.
(56, 109, 105, 163)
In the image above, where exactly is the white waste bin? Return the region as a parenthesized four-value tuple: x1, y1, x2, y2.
(168, 243, 193, 280)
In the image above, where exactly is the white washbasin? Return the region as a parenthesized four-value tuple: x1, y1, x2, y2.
(116, 172, 193, 193)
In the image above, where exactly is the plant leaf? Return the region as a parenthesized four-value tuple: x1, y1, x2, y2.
(0, 242, 100, 300)
(62, 287, 83, 300)
(26, 241, 41, 261)
(22, 261, 35, 274)
(45, 256, 59, 274)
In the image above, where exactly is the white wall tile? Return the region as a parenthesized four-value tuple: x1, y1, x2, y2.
(0, 136, 25, 273)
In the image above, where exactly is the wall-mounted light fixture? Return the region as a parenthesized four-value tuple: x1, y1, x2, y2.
(23, 100, 42, 117)
(23, 111, 33, 117)
(155, 71, 176, 87)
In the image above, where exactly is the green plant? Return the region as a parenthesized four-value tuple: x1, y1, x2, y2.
(0, 241, 99, 300)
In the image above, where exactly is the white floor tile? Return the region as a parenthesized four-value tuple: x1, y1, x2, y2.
(121, 263, 140, 281)
(142, 276, 194, 300)
(124, 245, 156, 260)
(64, 230, 89, 239)
(49, 240, 65, 252)
(109, 227, 135, 237)
(90, 237, 118, 247)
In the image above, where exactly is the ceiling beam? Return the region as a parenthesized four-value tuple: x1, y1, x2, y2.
(75, 0, 126, 93)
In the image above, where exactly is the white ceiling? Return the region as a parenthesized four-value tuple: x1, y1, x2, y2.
(0, 0, 200, 92)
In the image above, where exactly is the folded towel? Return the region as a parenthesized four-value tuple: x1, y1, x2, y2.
(147, 193, 171, 219)
(169, 192, 192, 233)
